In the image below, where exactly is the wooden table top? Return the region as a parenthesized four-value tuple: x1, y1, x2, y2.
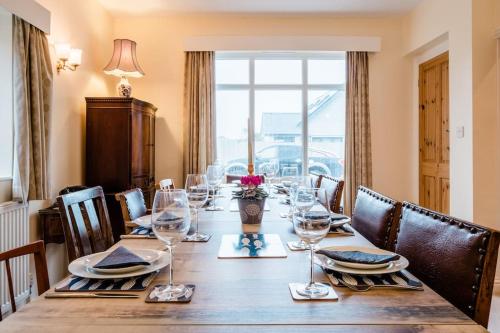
(0, 189, 486, 332)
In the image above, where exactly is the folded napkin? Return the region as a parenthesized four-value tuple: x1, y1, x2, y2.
(330, 213, 349, 221)
(157, 211, 182, 221)
(303, 211, 331, 220)
(316, 250, 400, 265)
(93, 246, 150, 269)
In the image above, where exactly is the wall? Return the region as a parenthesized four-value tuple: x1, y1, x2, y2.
(472, 0, 500, 232)
(402, 0, 474, 221)
(28, 0, 114, 285)
(112, 14, 414, 202)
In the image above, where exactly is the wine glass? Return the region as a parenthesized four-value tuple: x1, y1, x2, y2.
(151, 189, 191, 300)
(259, 161, 278, 198)
(185, 174, 209, 242)
(292, 187, 331, 298)
(288, 183, 315, 250)
(281, 166, 299, 187)
(206, 165, 224, 211)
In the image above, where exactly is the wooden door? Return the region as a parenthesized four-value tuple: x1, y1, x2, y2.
(419, 52, 449, 213)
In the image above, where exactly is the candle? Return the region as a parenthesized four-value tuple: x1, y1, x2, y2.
(248, 117, 254, 174)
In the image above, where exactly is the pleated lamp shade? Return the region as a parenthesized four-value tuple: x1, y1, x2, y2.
(103, 39, 145, 78)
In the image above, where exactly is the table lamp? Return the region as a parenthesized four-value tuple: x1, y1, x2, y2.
(103, 39, 145, 97)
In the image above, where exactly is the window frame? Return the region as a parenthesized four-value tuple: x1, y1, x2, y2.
(215, 51, 346, 176)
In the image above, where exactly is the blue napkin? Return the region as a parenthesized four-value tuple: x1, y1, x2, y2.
(93, 246, 150, 269)
(316, 250, 400, 264)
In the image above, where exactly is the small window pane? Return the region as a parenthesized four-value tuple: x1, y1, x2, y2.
(216, 90, 249, 175)
(307, 90, 345, 178)
(308, 59, 345, 85)
(255, 90, 303, 175)
(216, 59, 249, 84)
(255, 60, 302, 84)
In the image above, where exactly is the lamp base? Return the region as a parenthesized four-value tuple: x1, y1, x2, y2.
(117, 76, 132, 97)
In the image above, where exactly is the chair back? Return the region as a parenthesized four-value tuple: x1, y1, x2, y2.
(159, 178, 175, 190)
(309, 173, 322, 189)
(318, 175, 344, 213)
(395, 202, 500, 327)
(351, 186, 401, 250)
(57, 186, 114, 262)
(115, 188, 148, 233)
(0, 240, 49, 320)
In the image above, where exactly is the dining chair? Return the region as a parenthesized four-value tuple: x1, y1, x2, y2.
(159, 178, 175, 190)
(57, 186, 114, 262)
(395, 202, 500, 328)
(115, 188, 148, 233)
(351, 186, 402, 251)
(0, 240, 49, 321)
(317, 175, 344, 214)
(309, 173, 323, 189)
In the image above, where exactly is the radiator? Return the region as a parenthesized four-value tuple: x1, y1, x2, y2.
(0, 201, 29, 316)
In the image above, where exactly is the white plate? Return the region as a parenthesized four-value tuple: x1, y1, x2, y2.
(132, 214, 152, 228)
(314, 245, 409, 274)
(86, 249, 161, 274)
(69, 249, 168, 279)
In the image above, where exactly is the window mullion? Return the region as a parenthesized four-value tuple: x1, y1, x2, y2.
(249, 57, 255, 166)
(301, 58, 308, 177)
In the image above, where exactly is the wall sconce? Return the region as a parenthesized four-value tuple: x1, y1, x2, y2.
(55, 43, 82, 73)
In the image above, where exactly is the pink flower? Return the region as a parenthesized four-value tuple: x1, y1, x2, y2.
(241, 175, 262, 187)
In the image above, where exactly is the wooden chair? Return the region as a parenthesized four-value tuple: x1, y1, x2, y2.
(0, 240, 49, 321)
(57, 186, 114, 262)
(159, 178, 175, 190)
(318, 175, 344, 213)
(115, 188, 148, 233)
(309, 173, 322, 189)
(395, 202, 500, 328)
(351, 186, 402, 250)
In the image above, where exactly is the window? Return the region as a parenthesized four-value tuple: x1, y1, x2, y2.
(0, 7, 13, 179)
(215, 52, 345, 178)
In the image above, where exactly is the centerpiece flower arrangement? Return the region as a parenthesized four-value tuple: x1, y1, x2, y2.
(233, 175, 268, 224)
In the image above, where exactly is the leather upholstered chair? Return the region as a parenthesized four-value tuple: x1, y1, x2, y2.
(395, 202, 500, 328)
(318, 175, 344, 214)
(351, 186, 402, 251)
(115, 188, 148, 233)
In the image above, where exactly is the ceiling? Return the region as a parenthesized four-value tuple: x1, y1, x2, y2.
(98, 0, 422, 16)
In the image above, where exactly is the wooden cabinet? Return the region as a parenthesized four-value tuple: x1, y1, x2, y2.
(85, 97, 156, 240)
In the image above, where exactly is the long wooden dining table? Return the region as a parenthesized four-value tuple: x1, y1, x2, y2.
(0, 189, 487, 332)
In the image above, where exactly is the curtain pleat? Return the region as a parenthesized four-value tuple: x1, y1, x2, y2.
(12, 16, 53, 202)
(183, 51, 216, 178)
(344, 51, 372, 216)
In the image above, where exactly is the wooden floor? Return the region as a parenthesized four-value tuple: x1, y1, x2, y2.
(490, 284, 500, 332)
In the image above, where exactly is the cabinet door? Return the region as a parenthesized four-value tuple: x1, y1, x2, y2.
(131, 108, 155, 188)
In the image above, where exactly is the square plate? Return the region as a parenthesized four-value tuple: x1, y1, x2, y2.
(218, 234, 287, 258)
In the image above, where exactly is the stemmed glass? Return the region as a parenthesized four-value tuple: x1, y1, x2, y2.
(151, 189, 191, 300)
(281, 166, 299, 186)
(185, 174, 210, 242)
(206, 165, 224, 211)
(292, 187, 331, 298)
(288, 182, 314, 250)
(259, 161, 278, 198)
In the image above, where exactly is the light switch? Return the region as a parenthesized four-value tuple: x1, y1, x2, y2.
(456, 126, 464, 138)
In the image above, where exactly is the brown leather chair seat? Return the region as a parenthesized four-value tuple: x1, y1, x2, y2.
(318, 175, 344, 214)
(351, 186, 401, 250)
(395, 202, 500, 327)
